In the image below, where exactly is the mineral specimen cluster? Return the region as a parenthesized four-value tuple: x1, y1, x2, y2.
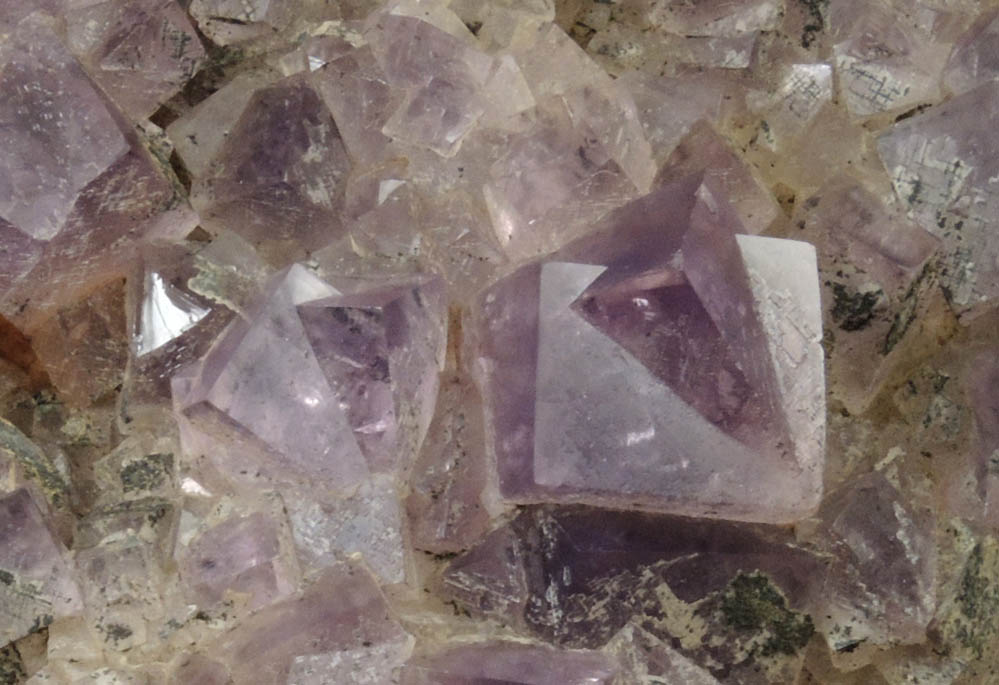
(0, 0, 997, 682)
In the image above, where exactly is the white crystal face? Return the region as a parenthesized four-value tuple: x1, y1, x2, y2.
(136, 272, 210, 357)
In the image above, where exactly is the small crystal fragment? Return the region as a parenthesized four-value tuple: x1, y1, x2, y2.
(0, 489, 82, 644)
(400, 641, 618, 684)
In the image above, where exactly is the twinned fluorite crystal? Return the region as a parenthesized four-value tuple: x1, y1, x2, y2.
(3, 0, 999, 682)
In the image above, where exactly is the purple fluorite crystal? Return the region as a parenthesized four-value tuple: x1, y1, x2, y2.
(473, 176, 824, 522)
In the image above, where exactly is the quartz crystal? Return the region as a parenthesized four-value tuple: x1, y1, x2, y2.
(3, 0, 999, 682)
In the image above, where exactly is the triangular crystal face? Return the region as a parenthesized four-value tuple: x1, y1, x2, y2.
(298, 301, 397, 470)
(567, 182, 789, 456)
(185, 265, 369, 489)
(136, 271, 211, 357)
(296, 276, 446, 472)
(571, 269, 785, 454)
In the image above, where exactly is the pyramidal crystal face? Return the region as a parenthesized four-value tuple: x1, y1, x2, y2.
(172, 264, 445, 490)
(473, 176, 825, 523)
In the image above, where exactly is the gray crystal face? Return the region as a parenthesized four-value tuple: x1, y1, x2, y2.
(878, 81, 999, 314)
(474, 176, 825, 523)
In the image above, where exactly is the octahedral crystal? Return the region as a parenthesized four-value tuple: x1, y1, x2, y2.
(474, 175, 824, 522)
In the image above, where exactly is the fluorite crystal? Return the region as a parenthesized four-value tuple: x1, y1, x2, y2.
(878, 81, 999, 316)
(474, 175, 824, 522)
(0, 489, 82, 644)
(3, 0, 999, 682)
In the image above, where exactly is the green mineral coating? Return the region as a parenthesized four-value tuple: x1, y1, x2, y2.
(27, 615, 52, 635)
(0, 418, 68, 508)
(0, 570, 13, 586)
(119, 453, 173, 493)
(796, 0, 829, 48)
(830, 283, 881, 332)
(952, 542, 999, 659)
(103, 623, 134, 643)
(0, 644, 26, 685)
(721, 573, 814, 657)
(883, 262, 933, 355)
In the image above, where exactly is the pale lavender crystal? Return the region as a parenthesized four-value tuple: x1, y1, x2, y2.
(174, 265, 444, 490)
(0, 14, 180, 329)
(944, 9, 999, 96)
(878, 81, 999, 313)
(400, 641, 618, 685)
(482, 96, 635, 258)
(314, 48, 397, 166)
(747, 63, 834, 145)
(167, 70, 281, 180)
(0, 14, 128, 242)
(657, 121, 780, 235)
(189, 0, 294, 45)
(297, 274, 445, 472)
(664, 33, 759, 69)
(830, 2, 950, 117)
(192, 77, 351, 262)
(513, 24, 655, 191)
(179, 511, 298, 610)
(63, 0, 205, 121)
(646, 0, 782, 36)
(365, 3, 493, 157)
(0, 489, 82, 644)
(174, 264, 368, 491)
(76, 536, 165, 651)
(810, 472, 937, 652)
(213, 563, 410, 685)
(794, 177, 939, 412)
(616, 72, 724, 164)
(121, 242, 235, 427)
(473, 176, 824, 522)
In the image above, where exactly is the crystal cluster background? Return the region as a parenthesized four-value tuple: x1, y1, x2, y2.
(0, 0, 998, 683)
